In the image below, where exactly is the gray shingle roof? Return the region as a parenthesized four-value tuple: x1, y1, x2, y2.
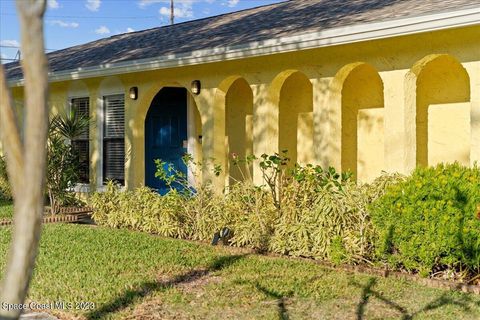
(5, 0, 478, 80)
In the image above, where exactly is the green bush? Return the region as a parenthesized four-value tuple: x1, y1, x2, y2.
(223, 182, 277, 249)
(90, 182, 186, 238)
(89, 155, 403, 266)
(270, 169, 403, 264)
(0, 156, 12, 200)
(370, 163, 480, 276)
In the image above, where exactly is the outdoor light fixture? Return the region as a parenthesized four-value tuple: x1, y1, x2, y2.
(129, 87, 138, 100)
(191, 80, 201, 95)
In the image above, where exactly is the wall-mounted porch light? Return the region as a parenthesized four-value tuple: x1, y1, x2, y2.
(191, 80, 201, 95)
(129, 86, 138, 100)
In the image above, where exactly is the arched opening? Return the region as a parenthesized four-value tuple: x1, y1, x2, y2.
(144, 87, 202, 193)
(337, 63, 385, 181)
(276, 71, 313, 166)
(224, 77, 253, 185)
(410, 54, 471, 166)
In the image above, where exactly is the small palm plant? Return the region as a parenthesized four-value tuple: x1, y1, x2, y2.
(47, 109, 90, 214)
(50, 108, 90, 140)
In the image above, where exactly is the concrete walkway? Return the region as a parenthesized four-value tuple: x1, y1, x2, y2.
(19, 310, 58, 320)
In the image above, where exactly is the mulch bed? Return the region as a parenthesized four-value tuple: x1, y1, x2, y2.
(307, 258, 480, 295)
(205, 243, 480, 295)
(0, 206, 93, 226)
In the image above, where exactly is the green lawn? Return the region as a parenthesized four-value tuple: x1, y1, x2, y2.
(0, 199, 13, 220)
(1, 224, 479, 319)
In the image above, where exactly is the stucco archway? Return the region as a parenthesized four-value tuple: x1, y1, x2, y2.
(216, 76, 254, 186)
(128, 82, 203, 189)
(329, 63, 385, 181)
(406, 54, 471, 167)
(270, 70, 313, 166)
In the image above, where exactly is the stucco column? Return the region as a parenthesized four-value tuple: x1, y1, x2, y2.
(312, 78, 331, 168)
(325, 77, 342, 171)
(403, 71, 417, 173)
(465, 62, 480, 164)
(382, 70, 411, 174)
(196, 88, 225, 192)
(252, 83, 278, 186)
(88, 86, 100, 190)
(124, 86, 136, 190)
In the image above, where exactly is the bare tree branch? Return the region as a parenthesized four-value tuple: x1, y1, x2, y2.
(0, 0, 48, 319)
(0, 65, 24, 197)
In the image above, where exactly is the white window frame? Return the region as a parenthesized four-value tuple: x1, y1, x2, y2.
(99, 92, 126, 187)
(67, 95, 91, 193)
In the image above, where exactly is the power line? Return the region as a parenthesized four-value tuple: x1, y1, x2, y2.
(0, 45, 57, 51)
(0, 12, 158, 19)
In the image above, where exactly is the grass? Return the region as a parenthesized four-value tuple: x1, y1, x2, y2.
(1, 224, 480, 319)
(0, 199, 13, 220)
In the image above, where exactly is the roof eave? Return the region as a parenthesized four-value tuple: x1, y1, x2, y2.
(7, 6, 480, 87)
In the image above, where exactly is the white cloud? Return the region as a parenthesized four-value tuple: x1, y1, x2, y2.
(95, 25, 110, 34)
(1, 53, 8, 60)
(227, 0, 239, 7)
(113, 27, 135, 35)
(159, 0, 194, 19)
(48, 0, 60, 9)
(86, 0, 101, 12)
(0, 40, 20, 47)
(138, 0, 163, 8)
(49, 20, 79, 28)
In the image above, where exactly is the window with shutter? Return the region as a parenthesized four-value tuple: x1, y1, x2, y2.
(103, 94, 125, 184)
(71, 97, 89, 184)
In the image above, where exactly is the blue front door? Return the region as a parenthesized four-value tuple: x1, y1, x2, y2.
(145, 88, 188, 194)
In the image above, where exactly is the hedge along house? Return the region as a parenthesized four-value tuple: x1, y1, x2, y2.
(4, 0, 480, 193)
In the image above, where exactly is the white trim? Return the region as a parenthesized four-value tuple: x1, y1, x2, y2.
(96, 96, 104, 189)
(98, 91, 125, 188)
(7, 7, 480, 87)
(73, 183, 90, 193)
(96, 77, 125, 188)
(186, 94, 197, 187)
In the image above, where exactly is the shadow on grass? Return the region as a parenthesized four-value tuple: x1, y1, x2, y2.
(254, 283, 291, 320)
(353, 277, 478, 320)
(86, 254, 247, 319)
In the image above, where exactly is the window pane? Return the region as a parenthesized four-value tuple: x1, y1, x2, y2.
(103, 139, 125, 184)
(72, 140, 89, 183)
(104, 94, 125, 138)
(71, 97, 89, 183)
(103, 94, 125, 184)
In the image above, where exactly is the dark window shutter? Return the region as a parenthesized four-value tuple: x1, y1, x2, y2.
(71, 97, 89, 183)
(103, 94, 125, 184)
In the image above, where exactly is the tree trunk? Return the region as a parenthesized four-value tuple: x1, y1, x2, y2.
(0, 1, 48, 319)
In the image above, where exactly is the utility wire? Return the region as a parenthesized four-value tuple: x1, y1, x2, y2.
(0, 45, 56, 51)
(0, 12, 158, 19)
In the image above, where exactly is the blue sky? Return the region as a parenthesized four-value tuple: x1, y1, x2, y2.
(0, 0, 282, 62)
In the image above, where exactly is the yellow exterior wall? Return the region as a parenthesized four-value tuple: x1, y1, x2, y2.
(408, 54, 471, 167)
(7, 24, 480, 191)
(222, 77, 253, 186)
(428, 102, 470, 166)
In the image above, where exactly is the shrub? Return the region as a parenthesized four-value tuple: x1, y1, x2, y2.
(370, 163, 480, 276)
(89, 153, 403, 266)
(223, 182, 277, 250)
(270, 169, 403, 264)
(0, 156, 12, 200)
(46, 110, 90, 214)
(90, 182, 187, 237)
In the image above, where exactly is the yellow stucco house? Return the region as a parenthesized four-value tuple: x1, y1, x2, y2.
(5, 0, 480, 193)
